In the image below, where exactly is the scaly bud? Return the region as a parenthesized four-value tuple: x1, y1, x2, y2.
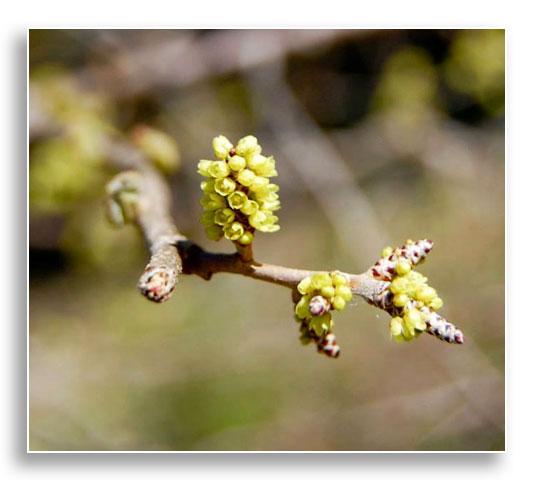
(308, 295, 330, 316)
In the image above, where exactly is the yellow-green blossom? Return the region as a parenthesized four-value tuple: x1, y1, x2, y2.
(197, 135, 281, 246)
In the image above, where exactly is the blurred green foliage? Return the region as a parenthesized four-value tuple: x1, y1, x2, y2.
(374, 47, 438, 114)
(444, 29, 505, 115)
(30, 69, 111, 213)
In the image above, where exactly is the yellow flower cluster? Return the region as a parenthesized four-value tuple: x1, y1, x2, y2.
(198, 135, 280, 245)
(373, 240, 444, 343)
(294, 271, 353, 357)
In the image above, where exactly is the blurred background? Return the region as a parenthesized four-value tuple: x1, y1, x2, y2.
(29, 29, 504, 451)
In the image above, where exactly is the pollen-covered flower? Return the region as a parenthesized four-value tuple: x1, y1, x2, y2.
(198, 135, 280, 246)
(293, 271, 352, 358)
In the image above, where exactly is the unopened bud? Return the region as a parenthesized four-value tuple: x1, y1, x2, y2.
(308, 295, 330, 316)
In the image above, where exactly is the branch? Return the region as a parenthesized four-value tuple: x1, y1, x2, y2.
(104, 153, 463, 347)
(177, 241, 387, 296)
(104, 140, 186, 303)
(28, 85, 463, 348)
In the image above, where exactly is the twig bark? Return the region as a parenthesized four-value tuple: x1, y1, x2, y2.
(103, 140, 187, 302)
(177, 240, 387, 294)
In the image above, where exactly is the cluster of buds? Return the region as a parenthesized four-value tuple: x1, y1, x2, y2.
(369, 239, 463, 344)
(294, 272, 353, 358)
(198, 135, 280, 246)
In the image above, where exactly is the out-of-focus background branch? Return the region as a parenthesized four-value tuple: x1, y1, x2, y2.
(29, 29, 504, 451)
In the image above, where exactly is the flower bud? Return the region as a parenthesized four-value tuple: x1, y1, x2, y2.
(249, 176, 270, 192)
(332, 295, 346, 311)
(335, 285, 353, 302)
(396, 258, 411, 276)
(228, 154, 246, 172)
(332, 272, 348, 287)
(309, 295, 330, 316)
(393, 293, 409, 307)
(214, 177, 236, 196)
(197, 159, 213, 177)
(415, 286, 437, 304)
(223, 221, 245, 241)
(237, 168, 256, 187)
(311, 272, 332, 290)
(390, 317, 403, 337)
(297, 276, 312, 295)
(249, 211, 268, 229)
(214, 208, 235, 226)
(317, 332, 340, 358)
(212, 135, 233, 160)
(240, 199, 259, 215)
(236, 135, 260, 157)
(429, 297, 443, 310)
(404, 309, 425, 332)
(237, 231, 254, 245)
(247, 153, 268, 172)
(254, 156, 277, 177)
(200, 179, 215, 193)
(227, 191, 248, 210)
(390, 277, 408, 294)
(208, 160, 230, 179)
(320, 286, 336, 299)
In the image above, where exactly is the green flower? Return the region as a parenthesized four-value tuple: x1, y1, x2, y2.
(237, 169, 256, 187)
(236, 135, 260, 157)
(208, 161, 231, 179)
(228, 191, 248, 210)
(214, 208, 235, 226)
(212, 135, 233, 160)
(214, 177, 236, 196)
(223, 221, 245, 241)
(237, 231, 254, 245)
(228, 155, 246, 172)
(240, 199, 259, 216)
(197, 159, 213, 177)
